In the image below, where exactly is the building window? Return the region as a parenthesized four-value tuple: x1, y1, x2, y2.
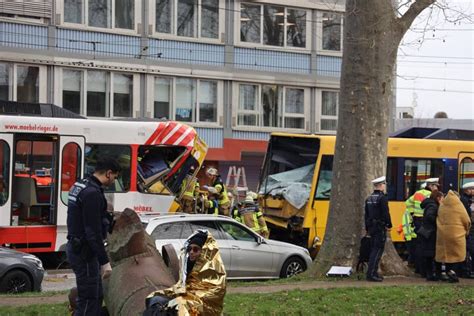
(321, 91, 338, 131)
(201, 0, 219, 38)
(154, 77, 171, 119)
(87, 70, 108, 117)
(61, 69, 135, 118)
(175, 78, 196, 122)
(155, 0, 219, 39)
(16, 65, 39, 103)
(153, 76, 220, 124)
(237, 84, 306, 129)
(88, 0, 111, 28)
(63, 69, 82, 114)
(238, 84, 258, 126)
(65, 0, 83, 24)
(240, 3, 308, 49)
(0, 63, 45, 103)
(322, 12, 342, 51)
(198, 81, 217, 122)
(115, 0, 134, 29)
(0, 63, 9, 101)
(64, 0, 135, 30)
(113, 73, 133, 117)
(284, 88, 305, 128)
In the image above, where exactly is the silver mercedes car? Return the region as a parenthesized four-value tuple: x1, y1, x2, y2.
(144, 214, 313, 279)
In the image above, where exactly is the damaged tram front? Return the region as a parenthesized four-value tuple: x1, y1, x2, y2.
(258, 134, 327, 254)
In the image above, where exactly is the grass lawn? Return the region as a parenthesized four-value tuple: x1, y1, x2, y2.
(224, 285, 474, 315)
(0, 303, 69, 316)
(1, 285, 473, 315)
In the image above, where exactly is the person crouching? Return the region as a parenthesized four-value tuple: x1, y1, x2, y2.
(145, 230, 226, 315)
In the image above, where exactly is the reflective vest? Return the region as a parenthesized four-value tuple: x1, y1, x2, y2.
(239, 204, 268, 234)
(181, 176, 199, 198)
(401, 209, 417, 241)
(232, 207, 242, 223)
(212, 176, 229, 205)
(406, 189, 431, 217)
(206, 199, 219, 216)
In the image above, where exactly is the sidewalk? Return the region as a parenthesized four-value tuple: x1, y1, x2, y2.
(2, 276, 473, 307)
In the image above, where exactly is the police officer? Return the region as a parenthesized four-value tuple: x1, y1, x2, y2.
(205, 167, 231, 216)
(365, 176, 392, 282)
(66, 157, 121, 315)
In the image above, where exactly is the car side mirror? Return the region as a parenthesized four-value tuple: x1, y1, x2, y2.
(257, 236, 266, 245)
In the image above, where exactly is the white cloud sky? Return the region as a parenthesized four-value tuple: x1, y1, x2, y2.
(396, 0, 474, 119)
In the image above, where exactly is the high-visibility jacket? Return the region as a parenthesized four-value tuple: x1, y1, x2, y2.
(181, 176, 199, 198)
(205, 199, 219, 216)
(211, 176, 229, 205)
(406, 189, 431, 218)
(232, 207, 242, 223)
(238, 203, 269, 236)
(401, 209, 417, 241)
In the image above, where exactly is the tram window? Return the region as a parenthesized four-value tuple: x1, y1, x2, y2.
(85, 144, 131, 192)
(314, 155, 333, 199)
(0, 140, 10, 206)
(404, 159, 444, 199)
(459, 157, 474, 189)
(386, 158, 398, 201)
(61, 143, 82, 205)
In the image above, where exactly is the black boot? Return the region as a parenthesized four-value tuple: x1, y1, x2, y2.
(447, 270, 459, 283)
(366, 275, 383, 282)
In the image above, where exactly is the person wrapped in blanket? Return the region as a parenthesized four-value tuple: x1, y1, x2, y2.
(144, 230, 226, 316)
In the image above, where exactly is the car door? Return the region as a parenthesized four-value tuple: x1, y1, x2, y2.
(217, 220, 274, 278)
(188, 220, 233, 277)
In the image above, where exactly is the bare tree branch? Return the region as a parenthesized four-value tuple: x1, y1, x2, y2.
(398, 0, 436, 32)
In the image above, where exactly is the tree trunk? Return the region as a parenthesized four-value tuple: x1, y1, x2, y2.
(308, 0, 435, 277)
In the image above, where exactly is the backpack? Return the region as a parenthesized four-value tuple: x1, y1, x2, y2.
(357, 236, 371, 273)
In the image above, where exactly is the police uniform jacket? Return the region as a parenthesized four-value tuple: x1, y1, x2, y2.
(67, 175, 110, 265)
(364, 190, 392, 233)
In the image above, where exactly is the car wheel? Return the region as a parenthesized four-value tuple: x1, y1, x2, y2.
(0, 270, 33, 294)
(280, 257, 306, 278)
(162, 244, 180, 282)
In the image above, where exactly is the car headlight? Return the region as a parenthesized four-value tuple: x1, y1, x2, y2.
(23, 256, 44, 270)
(303, 248, 310, 256)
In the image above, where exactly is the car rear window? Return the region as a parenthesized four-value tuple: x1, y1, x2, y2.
(151, 222, 193, 240)
(188, 221, 223, 240)
(218, 221, 256, 242)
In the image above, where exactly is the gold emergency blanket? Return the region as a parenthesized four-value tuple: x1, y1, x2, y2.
(435, 190, 471, 263)
(147, 232, 226, 315)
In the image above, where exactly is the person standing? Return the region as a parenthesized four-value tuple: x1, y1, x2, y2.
(460, 182, 474, 278)
(205, 167, 231, 216)
(66, 157, 121, 315)
(405, 178, 439, 276)
(435, 190, 471, 282)
(419, 190, 444, 281)
(237, 192, 270, 239)
(179, 170, 200, 213)
(365, 176, 392, 282)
